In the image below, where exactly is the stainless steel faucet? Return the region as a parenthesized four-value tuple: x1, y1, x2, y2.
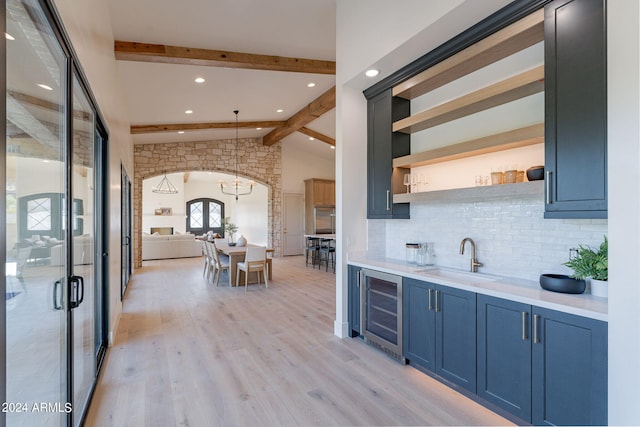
(460, 237, 482, 272)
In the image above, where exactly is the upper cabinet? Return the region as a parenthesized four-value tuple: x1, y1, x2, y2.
(305, 178, 335, 207)
(364, 0, 608, 219)
(366, 89, 410, 219)
(544, 0, 607, 218)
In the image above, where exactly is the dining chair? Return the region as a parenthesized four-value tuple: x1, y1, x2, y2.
(201, 240, 214, 281)
(236, 246, 268, 291)
(210, 241, 230, 287)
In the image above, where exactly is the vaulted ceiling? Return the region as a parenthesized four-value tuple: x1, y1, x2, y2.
(108, 0, 337, 160)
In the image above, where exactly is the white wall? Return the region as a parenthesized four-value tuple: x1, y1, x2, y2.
(52, 0, 135, 344)
(281, 143, 335, 194)
(607, 1, 640, 424)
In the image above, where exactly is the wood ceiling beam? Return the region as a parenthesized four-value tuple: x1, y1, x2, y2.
(298, 127, 335, 147)
(262, 86, 335, 146)
(115, 41, 336, 75)
(130, 120, 286, 134)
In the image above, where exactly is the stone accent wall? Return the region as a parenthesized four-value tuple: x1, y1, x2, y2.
(133, 138, 282, 268)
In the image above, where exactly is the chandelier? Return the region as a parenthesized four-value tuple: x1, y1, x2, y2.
(152, 174, 179, 194)
(219, 110, 254, 200)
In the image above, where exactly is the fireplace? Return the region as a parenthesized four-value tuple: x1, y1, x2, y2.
(360, 269, 404, 362)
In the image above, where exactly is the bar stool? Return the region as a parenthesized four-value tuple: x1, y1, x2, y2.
(305, 237, 321, 267)
(317, 239, 335, 273)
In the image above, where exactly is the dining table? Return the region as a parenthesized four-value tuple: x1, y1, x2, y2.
(214, 241, 274, 287)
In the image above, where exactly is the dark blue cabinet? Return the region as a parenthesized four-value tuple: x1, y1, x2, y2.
(477, 295, 532, 421)
(403, 278, 476, 393)
(532, 307, 608, 426)
(478, 295, 607, 425)
(544, 0, 607, 218)
(366, 89, 410, 219)
(347, 265, 361, 337)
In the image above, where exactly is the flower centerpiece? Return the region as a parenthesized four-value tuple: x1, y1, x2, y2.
(563, 236, 608, 298)
(222, 217, 238, 245)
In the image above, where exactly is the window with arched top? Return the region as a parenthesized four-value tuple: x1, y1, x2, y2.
(186, 198, 225, 236)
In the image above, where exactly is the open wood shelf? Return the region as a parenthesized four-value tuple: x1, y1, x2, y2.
(392, 9, 544, 100)
(393, 65, 544, 134)
(393, 180, 543, 204)
(392, 124, 543, 168)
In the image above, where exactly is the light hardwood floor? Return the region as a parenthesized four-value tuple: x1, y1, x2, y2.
(85, 256, 513, 426)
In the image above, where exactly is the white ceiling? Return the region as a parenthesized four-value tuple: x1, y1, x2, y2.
(107, 0, 337, 160)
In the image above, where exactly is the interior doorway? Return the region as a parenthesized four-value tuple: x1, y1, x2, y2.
(283, 193, 304, 256)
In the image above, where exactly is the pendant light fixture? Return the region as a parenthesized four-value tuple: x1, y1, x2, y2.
(152, 174, 179, 194)
(219, 110, 254, 200)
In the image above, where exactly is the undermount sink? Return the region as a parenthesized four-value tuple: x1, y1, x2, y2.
(414, 267, 497, 283)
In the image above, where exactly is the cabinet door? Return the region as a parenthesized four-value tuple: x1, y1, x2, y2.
(477, 295, 532, 421)
(435, 285, 476, 393)
(532, 307, 607, 426)
(367, 89, 410, 219)
(403, 278, 436, 371)
(544, 0, 607, 218)
(347, 265, 361, 337)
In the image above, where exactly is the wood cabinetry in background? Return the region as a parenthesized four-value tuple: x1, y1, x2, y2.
(305, 178, 335, 207)
(304, 178, 335, 234)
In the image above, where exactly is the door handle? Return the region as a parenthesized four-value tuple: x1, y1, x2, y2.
(522, 312, 528, 340)
(53, 279, 63, 310)
(533, 314, 540, 343)
(70, 275, 85, 309)
(124, 236, 130, 245)
(386, 190, 391, 211)
(546, 171, 552, 204)
(434, 289, 440, 312)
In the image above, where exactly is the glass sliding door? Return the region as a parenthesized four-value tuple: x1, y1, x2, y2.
(70, 73, 97, 426)
(5, 0, 68, 425)
(121, 165, 132, 298)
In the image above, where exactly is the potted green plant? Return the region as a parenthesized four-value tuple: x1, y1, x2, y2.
(222, 217, 238, 245)
(563, 236, 608, 298)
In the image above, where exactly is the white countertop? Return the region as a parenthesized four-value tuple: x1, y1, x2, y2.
(348, 253, 608, 322)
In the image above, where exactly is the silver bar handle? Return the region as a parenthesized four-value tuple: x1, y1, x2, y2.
(522, 312, 528, 340)
(435, 290, 440, 312)
(533, 314, 540, 343)
(428, 289, 433, 311)
(546, 171, 552, 204)
(386, 190, 391, 211)
(358, 270, 363, 288)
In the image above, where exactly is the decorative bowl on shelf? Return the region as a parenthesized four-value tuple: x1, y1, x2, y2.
(539, 274, 585, 294)
(227, 242, 236, 247)
(526, 166, 544, 181)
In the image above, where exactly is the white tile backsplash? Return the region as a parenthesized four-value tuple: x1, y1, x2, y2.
(371, 195, 607, 281)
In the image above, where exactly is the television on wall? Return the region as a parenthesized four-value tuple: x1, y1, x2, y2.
(150, 227, 173, 235)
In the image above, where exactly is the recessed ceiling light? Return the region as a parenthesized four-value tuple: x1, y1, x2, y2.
(185, 110, 193, 114)
(330, 146, 335, 149)
(178, 131, 185, 134)
(194, 77, 205, 83)
(309, 137, 315, 141)
(365, 69, 380, 77)
(256, 127, 262, 130)
(307, 82, 316, 88)
(37, 83, 53, 91)
(276, 109, 283, 113)
(5, 33, 15, 40)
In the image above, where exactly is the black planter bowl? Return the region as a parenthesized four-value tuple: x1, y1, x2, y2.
(527, 166, 545, 181)
(539, 274, 586, 294)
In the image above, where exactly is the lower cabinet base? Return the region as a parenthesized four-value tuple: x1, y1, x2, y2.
(405, 359, 528, 426)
